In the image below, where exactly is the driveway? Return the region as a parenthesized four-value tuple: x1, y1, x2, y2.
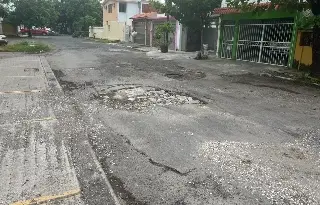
(1, 36, 320, 205)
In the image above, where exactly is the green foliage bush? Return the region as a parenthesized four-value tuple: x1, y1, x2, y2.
(154, 22, 175, 47)
(0, 41, 51, 53)
(72, 31, 90, 38)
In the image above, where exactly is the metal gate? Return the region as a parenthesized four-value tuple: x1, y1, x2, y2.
(133, 21, 146, 45)
(237, 19, 294, 66)
(220, 21, 235, 59)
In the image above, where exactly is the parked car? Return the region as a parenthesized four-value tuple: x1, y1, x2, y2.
(20, 28, 49, 36)
(0, 35, 8, 46)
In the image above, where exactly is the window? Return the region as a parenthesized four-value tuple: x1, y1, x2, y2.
(119, 3, 126, 13)
(108, 4, 113, 13)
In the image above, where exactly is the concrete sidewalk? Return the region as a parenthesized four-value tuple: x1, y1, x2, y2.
(0, 55, 83, 205)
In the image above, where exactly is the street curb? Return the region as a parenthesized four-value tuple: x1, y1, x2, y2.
(40, 56, 63, 92)
(84, 140, 122, 205)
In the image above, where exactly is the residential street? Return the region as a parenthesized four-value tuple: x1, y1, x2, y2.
(1, 36, 320, 205)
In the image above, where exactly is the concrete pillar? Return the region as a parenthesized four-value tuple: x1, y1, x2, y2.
(216, 17, 221, 56)
(0, 17, 3, 35)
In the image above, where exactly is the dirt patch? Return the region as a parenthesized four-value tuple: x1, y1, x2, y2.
(52, 69, 94, 92)
(165, 70, 206, 81)
(220, 73, 301, 94)
(94, 84, 205, 111)
(52, 69, 65, 78)
(24, 68, 39, 72)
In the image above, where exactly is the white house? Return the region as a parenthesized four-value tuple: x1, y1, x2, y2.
(89, 0, 148, 41)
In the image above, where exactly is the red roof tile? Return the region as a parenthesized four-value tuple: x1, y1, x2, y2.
(130, 12, 157, 19)
(213, 3, 280, 15)
(213, 7, 240, 14)
(130, 13, 175, 21)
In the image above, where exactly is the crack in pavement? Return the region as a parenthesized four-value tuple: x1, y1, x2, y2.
(148, 159, 195, 176)
(125, 139, 195, 176)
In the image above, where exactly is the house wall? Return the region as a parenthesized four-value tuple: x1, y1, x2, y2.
(180, 26, 188, 51)
(175, 21, 181, 51)
(118, 2, 140, 26)
(103, 0, 118, 23)
(89, 22, 125, 41)
(103, 21, 126, 41)
(294, 31, 313, 69)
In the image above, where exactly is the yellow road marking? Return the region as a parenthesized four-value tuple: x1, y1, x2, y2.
(0, 90, 42, 95)
(10, 189, 81, 205)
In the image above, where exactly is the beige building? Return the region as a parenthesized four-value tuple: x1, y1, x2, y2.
(90, 0, 148, 41)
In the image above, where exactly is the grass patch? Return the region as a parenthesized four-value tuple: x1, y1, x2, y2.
(0, 41, 51, 53)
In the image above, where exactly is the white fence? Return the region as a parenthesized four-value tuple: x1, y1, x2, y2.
(89, 26, 104, 39)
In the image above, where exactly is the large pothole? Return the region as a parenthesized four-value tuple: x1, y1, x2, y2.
(94, 85, 205, 111)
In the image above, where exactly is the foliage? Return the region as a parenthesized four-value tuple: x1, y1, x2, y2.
(151, 0, 221, 52)
(297, 15, 320, 29)
(72, 15, 97, 32)
(0, 0, 11, 17)
(151, 0, 221, 32)
(154, 22, 175, 46)
(4, 0, 102, 34)
(0, 41, 51, 53)
(8, 0, 59, 29)
(57, 0, 102, 33)
(72, 31, 89, 38)
(226, 0, 320, 16)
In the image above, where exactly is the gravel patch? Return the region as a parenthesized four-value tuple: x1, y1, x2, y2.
(96, 85, 204, 111)
(199, 140, 320, 205)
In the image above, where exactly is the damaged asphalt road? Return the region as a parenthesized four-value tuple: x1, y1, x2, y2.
(1, 36, 320, 205)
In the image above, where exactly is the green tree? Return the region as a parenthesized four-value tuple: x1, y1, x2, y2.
(58, 0, 102, 33)
(9, 0, 59, 36)
(227, 0, 320, 76)
(0, 0, 13, 18)
(151, 0, 221, 54)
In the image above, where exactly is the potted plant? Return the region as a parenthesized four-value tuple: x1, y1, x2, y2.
(154, 22, 174, 53)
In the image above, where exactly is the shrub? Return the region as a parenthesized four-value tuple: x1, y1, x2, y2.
(0, 41, 51, 53)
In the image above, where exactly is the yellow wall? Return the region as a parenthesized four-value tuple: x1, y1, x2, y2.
(102, 21, 125, 41)
(103, 1, 118, 23)
(294, 31, 313, 68)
